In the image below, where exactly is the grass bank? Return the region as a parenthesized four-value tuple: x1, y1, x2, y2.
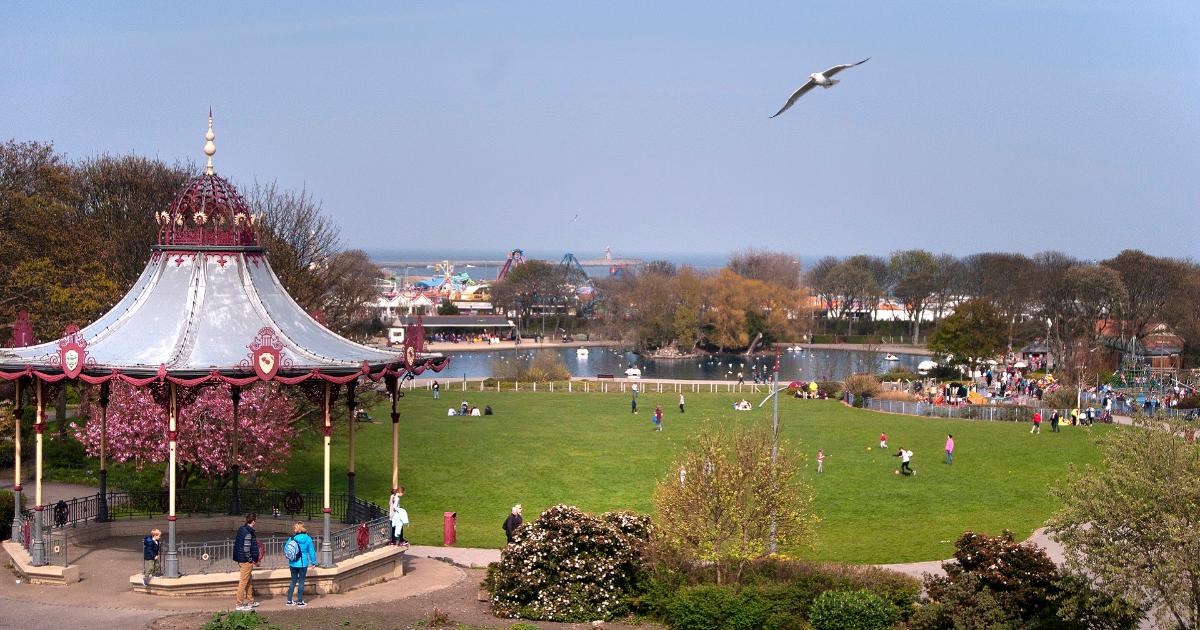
(270, 391, 1106, 564)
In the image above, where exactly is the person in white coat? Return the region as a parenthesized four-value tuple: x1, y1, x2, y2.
(388, 486, 409, 546)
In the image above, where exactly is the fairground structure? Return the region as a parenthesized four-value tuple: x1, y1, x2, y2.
(0, 114, 448, 577)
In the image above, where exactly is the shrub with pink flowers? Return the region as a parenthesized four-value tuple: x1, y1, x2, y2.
(488, 505, 652, 622)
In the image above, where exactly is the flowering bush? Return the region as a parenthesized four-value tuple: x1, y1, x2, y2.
(489, 505, 652, 622)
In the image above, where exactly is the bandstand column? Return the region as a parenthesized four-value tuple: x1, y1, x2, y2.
(31, 380, 46, 566)
(320, 382, 333, 567)
(345, 379, 358, 521)
(229, 385, 241, 516)
(386, 375, 400, 492)
(97, 382, 110, 522)
(162, 383, 180, 578)
(9, 379, 23, 540)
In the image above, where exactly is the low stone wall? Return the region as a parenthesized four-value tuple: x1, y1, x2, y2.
(3, 541, 80, 585)
(129, 545, 406, 597)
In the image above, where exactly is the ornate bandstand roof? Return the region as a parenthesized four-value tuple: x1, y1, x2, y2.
(0, 114, 447, 387)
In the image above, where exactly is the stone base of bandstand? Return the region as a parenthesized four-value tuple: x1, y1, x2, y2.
(3, 541, 80, 585)
(129, 544, 406, 597)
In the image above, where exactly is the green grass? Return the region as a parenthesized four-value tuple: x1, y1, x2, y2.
(270, 390, 1107, 564)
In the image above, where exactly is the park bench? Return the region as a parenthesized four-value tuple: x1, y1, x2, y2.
(596, 374, 615, 379)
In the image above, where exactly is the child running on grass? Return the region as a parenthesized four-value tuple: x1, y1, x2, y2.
(816, 449, 825, 473)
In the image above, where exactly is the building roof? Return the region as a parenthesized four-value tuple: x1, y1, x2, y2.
(0, 117, 446, 386)
(392, 315, 514, 329)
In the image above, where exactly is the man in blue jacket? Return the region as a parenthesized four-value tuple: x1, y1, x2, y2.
(233, 513, 260, 611)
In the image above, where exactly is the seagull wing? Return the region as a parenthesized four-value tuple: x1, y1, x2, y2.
(821, 57, 870, 79)
(769, 77, 817, 118)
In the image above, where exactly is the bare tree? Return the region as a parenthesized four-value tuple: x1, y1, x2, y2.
(889, 249, 939, 340)
(244, 180, 342, 313)
(729, 248, 802, 290)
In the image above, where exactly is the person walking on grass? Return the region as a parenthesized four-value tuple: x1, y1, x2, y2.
(141, 528, 161, 587)
(1031, 411, 1042, 434)
(817, 449, 825, 473)
(285, 521, 316, 608)
(432, 380, 440, 400)
(879, 432, 888, 449)
(945, 434, 954, 464)
(503, 504, 523, 544)
(895, 447, 915, 476)
(1050, 410, 1060, 433)
(679, 392, 685, 413)
(233, 513, 260, 611)
(654, 405, 663, 431)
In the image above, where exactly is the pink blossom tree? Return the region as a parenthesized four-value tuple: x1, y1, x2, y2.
(71, 382, 296, 488)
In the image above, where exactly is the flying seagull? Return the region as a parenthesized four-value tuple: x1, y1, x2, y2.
(770, 57, 870, 118)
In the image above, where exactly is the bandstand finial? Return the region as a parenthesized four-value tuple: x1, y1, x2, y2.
(204, 108, 216, 175)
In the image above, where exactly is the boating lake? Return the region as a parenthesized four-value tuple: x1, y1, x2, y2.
(419, 346, 929, 382)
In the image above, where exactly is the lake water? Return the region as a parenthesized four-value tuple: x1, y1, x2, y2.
(421, 346, 928, 382)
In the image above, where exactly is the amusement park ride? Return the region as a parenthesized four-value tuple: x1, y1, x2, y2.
(377, 247, 636, 317)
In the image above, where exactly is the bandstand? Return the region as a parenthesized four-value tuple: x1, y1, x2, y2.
(0, 115, 447, 585)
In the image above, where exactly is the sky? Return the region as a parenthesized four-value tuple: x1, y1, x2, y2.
(2, 2, 1197, 262)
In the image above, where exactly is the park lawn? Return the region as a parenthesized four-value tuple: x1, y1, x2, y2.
(269, 390, 1108, 564)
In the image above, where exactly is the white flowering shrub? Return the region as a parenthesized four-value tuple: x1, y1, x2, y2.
(489, 505, 652, 622)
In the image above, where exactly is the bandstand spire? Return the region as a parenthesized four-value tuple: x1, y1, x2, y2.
(204, 108, 216, 175)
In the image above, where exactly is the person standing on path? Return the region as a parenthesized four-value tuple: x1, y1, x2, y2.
(503, 504, 523, 544)
(1031, 411, 1042, 434)
(432, 380, 440, 399)
(233, 513, 260, 611)
(654, 405, 663, 431)
(679, 392, 685, 413)
(388, 486, 409, 546)
(141, 528, 161, 587)
(816, 449, 825, 473)
(944, 434, 954, 464)
(285, 521, 316, 608)
(737, 371, 744, 385)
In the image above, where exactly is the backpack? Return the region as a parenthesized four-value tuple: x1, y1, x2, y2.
(283, 536, 301, 562)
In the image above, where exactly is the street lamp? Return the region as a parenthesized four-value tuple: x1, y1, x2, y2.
(757, 350, 783, 553)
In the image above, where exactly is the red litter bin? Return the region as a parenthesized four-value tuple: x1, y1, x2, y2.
(443, 511, 457, 546)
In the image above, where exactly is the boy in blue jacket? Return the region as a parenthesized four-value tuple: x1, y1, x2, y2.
(142, 528, 161, 587)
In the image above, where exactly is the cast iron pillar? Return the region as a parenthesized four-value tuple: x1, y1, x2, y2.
(229, 385, 242, 516)
(9, 379, 23, 540)
(96, 382, 110, 522)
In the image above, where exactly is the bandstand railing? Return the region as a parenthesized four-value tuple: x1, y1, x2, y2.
(175, 515, 392, 574)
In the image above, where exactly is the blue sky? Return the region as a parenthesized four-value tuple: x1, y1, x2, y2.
(2, 2, 1197, 261)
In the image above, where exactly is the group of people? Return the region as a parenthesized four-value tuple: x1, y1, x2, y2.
(810, 432, 956, 477)
(142, 513, 320, 610)
(448, 399, 492, 416)
(792, 381, 828, 399)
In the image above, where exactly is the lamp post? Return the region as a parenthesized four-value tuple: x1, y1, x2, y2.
(757, 351, 783, 554)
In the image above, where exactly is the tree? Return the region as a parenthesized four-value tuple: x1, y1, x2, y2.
(70, 382, 296, 489)
(911, 530, 1142, 630)
(889, 249, 938, 340)
(672, 266, 706, 351)
(1102, 249, 1182, 338)
(961, 252, 1036, 350)
(1041, 263, 1127, 384)
(823, 260, 880, 334)
(928, 299, 1006, 370)
(728, 248, 802, 290)
(314, 249, 382, 335)
(1050, 416, 1200, 629)
(245, 180, 342, 314)
(653, 422, 818, 584)
(490, 260, 566, 332)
